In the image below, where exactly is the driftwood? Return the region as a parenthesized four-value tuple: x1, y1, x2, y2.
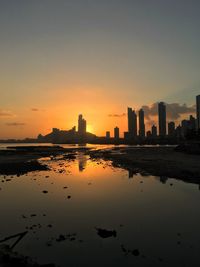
(0, 231, 28, 250)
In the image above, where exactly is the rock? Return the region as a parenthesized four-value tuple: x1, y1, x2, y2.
(56, 235, 66, 242)
(132, 249, 140, 256)
(95, 228, 117, 238)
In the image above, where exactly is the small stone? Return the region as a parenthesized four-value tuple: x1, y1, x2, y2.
(132, 249, 140, 256)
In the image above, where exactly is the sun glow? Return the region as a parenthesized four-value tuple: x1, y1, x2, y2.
(87, 124, 94, 133)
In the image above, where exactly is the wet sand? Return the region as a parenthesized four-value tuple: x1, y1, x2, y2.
(0, 146, 89, 175)
(89, 146, 200, 184)
(1, 146, 200, 184)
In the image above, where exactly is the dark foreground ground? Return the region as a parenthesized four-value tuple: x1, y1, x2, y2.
(0, 146, 90, 175)
(0, 245, 55, 267)
(88, 146, 200, 184)
(0, 145, 200, 182)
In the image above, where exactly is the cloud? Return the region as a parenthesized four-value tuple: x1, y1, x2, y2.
(140, 103, 196, 121)
(31, 108, 46, 112)
(6, 122, 26, 126)
(108, 113, 126, 117)
(0, 109, 14, 117)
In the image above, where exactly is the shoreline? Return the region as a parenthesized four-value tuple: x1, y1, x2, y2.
(0, 145, 200, 185)
(0, 146, 90, 175)
(88, 146, 200, 184)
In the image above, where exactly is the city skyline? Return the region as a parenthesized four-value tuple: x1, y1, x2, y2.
(1, 96, 199, 141)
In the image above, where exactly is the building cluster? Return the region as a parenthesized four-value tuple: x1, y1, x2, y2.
(36, 95, 200, 144)
(105, 95, 200, 142)
(37, 114, 96, 143)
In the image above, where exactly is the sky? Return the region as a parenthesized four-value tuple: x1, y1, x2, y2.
(0, 0, 200, 139)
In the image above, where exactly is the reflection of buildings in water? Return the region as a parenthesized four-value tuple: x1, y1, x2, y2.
(159, 176, 168, 184)
(128, 169, 135, 178)
(78, 153, 87, 172)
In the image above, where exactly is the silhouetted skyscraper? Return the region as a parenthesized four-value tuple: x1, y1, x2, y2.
(181, 119, 189, 137)
(114, 127, 119, 140)
(181, 115, 196, 137)
(168, 122, 175, 136)
(189, 115, 196, 130)
(196, 95, 200, 130)
(78, 114, 86, 134)
(106, 131, 110, 139)
(127, 107, 137, 137)
(158, 102, 166, 137)
(175, 125, 182, 138)
(139, 109, 145, 138)
(151, 125, 157, 137)
(146, 131, 151, 137)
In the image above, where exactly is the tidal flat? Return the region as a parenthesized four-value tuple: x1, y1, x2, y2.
(0, 145, 200, 266)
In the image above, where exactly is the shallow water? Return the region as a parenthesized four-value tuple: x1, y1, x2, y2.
(0, 152, 200, 266)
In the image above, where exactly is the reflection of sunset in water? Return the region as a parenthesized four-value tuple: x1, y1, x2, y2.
(0, 153, 200, 267)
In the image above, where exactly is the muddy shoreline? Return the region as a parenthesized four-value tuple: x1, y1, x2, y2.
(88, 146, 200, 184)
(0, 146, 90, 175)
(1, 146, 200, 184)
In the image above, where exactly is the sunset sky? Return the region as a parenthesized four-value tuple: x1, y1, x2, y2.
(0, 0, 200, 139)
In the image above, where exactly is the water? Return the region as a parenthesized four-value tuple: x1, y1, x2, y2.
(0, 142, 175, 150)
(0, 152, 200, 266)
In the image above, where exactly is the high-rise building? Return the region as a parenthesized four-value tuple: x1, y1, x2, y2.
(114, 127, 119, 140)
(168, 122, 175, 136)
(196, 95, 200, 130)
(106, 131, 110, 139)
(181, 119, 190, 137)
(78, 114, 86, 134)
(189, 115, 196, 131)
(151, 125, 157, 137)
(127, 107, 137, 137)
(175, 125, 182, 138)
(139, 109, 145, 138)
(158, 102, 166, 137)
(146, 131, 152, 137)
(181, 115, 196, 137)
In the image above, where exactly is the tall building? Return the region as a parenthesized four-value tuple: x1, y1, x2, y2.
(78, 114, 86, 134)
(175, 125, 182, 138)
(189, 115, 196, 131)
(139, 109, 145, 138)
(114, 127, 119, 139)
(151, 125, 157, 137)
(196, 95, 200, 130)
(181, 115, 196, 137)
(127, 107, 137, 137)
(158, 102, 166, 137)
(106, 131, 110, 139)
(168, 122, 175, 136)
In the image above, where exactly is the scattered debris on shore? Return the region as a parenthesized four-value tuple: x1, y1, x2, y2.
(0, 231, 56, 267)
(95, 228, 117, 238)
